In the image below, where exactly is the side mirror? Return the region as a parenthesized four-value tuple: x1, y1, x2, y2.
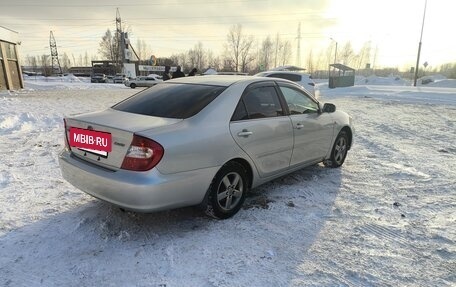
(322, 103, 336, 113)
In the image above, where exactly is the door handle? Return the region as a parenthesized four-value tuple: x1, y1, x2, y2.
(296, 123, 304, 129)
(237, 130, 253, 137)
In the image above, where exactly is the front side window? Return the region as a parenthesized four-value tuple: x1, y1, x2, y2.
(279, 86, 319, 114)
(242, 86, 284, 119)
(113, 83, 226, 119)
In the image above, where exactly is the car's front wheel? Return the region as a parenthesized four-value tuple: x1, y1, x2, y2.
(324, 130, 349, 168)
(130, 83, 136, 89)
(205, 162, 248, 219)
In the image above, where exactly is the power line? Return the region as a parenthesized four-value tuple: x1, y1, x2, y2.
(3, 12, 332, 21)
(4, 0, 264, 7)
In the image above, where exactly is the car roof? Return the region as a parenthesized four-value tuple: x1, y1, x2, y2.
(255, 71, 311, 77)
(166, 75, 264, 87)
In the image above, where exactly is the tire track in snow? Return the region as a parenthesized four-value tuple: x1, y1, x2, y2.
(356, 223, 412, 249)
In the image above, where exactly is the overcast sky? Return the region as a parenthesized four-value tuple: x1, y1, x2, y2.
(1, 0, 455, 70)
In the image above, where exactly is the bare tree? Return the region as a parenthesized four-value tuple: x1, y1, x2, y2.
(439, 62, 456, 78)
(306, 49, 314, 74)
(355, 41, 372, 70)
(178, 52, 189, 71)
(258, 34, 292, 69)
(71, 54, 76, 67)
(206, 50, 221, 71)
(98, 29, 118, 63)
(135, 39, 153, 63)
(273, 33, 282, 68)
(184, 42, 206, 72)
(136, 39, 144, 62)
(169, 54, 180, 66)
(193, 42, 205, 71)
(25, 55, 38, 74)
(39, 54, 51, 76)
(84, 51, 89, 66)
(187, 49, 197, 70)
(221, 53, 235, 72)
(339, 42, 355, 66)
(240, 38, 255, 73)
(225, 24, 254, 72)
(280, 40, 292, 66)
(61, 52, 71, 72)
(260, 36, 274, 71)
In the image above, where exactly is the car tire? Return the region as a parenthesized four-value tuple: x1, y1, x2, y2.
(130, 83, 136, 89)
(324, 130, 349, 168)
(205, 162, 248, 219)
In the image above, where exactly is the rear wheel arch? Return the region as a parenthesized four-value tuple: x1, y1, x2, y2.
(199, 158, 254, 219)
(229, 158, 253, 189)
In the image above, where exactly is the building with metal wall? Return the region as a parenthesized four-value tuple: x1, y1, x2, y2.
(0, 26, 23, 91)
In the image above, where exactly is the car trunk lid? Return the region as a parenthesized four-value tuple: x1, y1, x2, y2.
(65, 108, 181, 170)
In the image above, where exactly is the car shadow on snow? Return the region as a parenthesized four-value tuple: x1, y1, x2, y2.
(0, 163, 343, 286)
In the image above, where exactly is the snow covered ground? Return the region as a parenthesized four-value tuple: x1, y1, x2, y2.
(0, 76, 455, 286)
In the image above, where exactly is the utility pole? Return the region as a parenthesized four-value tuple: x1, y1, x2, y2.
(296, 22, 301, 67)
(414, 0, 428, 86)
(330, 38, 338, 64)
(115, 8, 123, 71)
(49, 31, 62, 75)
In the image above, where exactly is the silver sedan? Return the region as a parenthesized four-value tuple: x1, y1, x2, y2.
(59, 76, 353, 219)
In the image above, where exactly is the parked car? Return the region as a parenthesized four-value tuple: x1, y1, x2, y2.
(59, 76, 353, 219)
(113, 74, 128, 84)
(91, 73, 107, 83)
(254, 71, 316, 95)
(124, 75, 163, 88)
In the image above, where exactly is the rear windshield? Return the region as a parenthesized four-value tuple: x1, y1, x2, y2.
(267, 73, 301, 82)
(112, 83, 226, 119)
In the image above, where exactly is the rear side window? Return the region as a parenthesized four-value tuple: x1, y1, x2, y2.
(267, 73, 301, 82)
(113, 83, 226, 119)
(231, 99, 249, 121)
(242, 86, 284, 119)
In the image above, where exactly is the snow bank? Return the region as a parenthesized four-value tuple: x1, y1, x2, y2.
(318, 84, 456, 105)
(315, 74, 456, 89)
(417, 75, 456, 88)
(425, 79, 456, 88)
(22, 75, 129, 91)
(356, 75, 411, 86)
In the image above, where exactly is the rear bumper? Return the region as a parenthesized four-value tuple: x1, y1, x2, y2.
(59, 150, 218, 212)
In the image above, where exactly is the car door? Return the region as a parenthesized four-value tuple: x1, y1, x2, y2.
(145, 77, 157, 86)
(230, 82, 294, 178)
(278, 83, 334, 166)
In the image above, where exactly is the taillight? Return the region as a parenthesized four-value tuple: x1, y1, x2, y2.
(121, 135, 164, 171)
(63, 118, 70, 150)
